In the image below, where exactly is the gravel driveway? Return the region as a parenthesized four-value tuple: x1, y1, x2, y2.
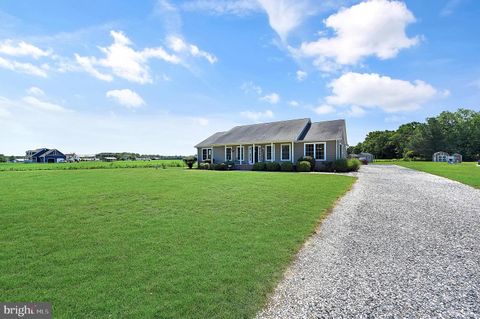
(257, 165, 480, 318)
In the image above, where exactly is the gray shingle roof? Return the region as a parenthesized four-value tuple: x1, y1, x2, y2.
(300, 119, 346, 142)
(195, 118, 310, 147)
(195, 118, 346, 147)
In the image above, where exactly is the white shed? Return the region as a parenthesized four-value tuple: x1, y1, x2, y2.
(432, 151, 449, 162)
(358, 152, 375, 163)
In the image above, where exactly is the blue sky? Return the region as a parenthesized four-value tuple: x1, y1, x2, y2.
(0, 0, 479, 155)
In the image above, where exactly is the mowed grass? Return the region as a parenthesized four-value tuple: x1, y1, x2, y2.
(375, 161, 480, 188)
(0, 169, 355, 318)
(0, 160, 185, 171)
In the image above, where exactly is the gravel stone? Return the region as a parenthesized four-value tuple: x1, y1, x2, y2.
(257, 165, 480, 318)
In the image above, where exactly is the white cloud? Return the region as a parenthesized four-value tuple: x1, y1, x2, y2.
(289, 100, 299, 107)
(440, 0, 464, 16)
(257, 0, 312, 41)
(75, 30, 181, 84)
(21, 96, 70, 113)
(240, 109, 274, 121)
(260, 92, 280, 104)
(297, 0, 419, 69)
(326, 72, 439, 113)
(181, 0, 261, 15)
(347, 105, 366, 117)
(167, 35, 217, 64)
(0, 40, 51, 59)
(193, 117, 209, 126)
(296, 70, 307, 81)
(106, 89, 145, 108)
(26, 87, 45, 96)
(241, 81, 263, 95)
(314, 104, 335, 115)
(0, 56, 48, 77)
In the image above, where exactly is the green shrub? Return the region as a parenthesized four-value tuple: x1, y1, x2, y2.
(332, 159, 360, 172)
(297, 161, 311, 172)
(265, 162, 281, 171)
(280, 162, 294, 172)
(298, 156, 315, 171)
(252, 162, 266, 171)
(214, 163, 227, 170)
(225, 161, 235, 170)
(199, 163, 210, 170)
(183, 156, 197, 169)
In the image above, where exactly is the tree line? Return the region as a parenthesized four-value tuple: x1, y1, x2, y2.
(348, 108, 480, 161)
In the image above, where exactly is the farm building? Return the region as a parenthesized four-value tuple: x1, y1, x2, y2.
(432, 151, 462, 163)
(25, 148, 66, 163)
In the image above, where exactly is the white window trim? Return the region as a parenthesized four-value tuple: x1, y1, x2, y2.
(202, 148, 212, 161)
(265, 145, 272, 161)
(236, 146, 244, 161)
(303, 142, 326, 161)
(281, 144, 291, 161)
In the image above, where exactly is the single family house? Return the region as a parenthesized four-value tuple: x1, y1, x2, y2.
(25, 148, 66, 163)
(195, 118, 347, 170)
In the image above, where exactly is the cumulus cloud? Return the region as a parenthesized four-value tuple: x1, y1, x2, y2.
(296, 0, 419, 69)
(240, 109, 274, 121)
(0, 56, 48, 77)
(314, 104, 335, 115)
(167, 36, 217, 64)
(241, 81, 263, 95)
(296, 70, 307, 81)
(106, 89, 145, 108)
(347, 105, 366, 117)
(75, 30, 181, 84)
(0, 40, 51, 59)
(257, 0, 312, 41)
(289, 100, 299, 107)
(260, 92, 280, 104)
(326, 72, 440, 113)
(26, 87, 45, 96)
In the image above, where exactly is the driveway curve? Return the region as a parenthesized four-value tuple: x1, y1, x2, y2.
(258, 165, 480, 318)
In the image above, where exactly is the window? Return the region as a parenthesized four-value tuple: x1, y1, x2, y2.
(303, 142, 326, 161)
(202, 148, 212, 161)
(225, 147, 232, 161)
(266, 145, 272, 161)
(304, 144, 314, 157)
(236, 146, 244, 161)
(281, 144, 290, 161)
(315, 143, 325, 160)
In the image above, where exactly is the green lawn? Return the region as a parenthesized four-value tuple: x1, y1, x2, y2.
(375, 161, 480, 188)
(0, 168, 355, 318)
(0, 159, 185, 171)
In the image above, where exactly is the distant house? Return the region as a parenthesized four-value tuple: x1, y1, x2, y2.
(65, 153, 80, 162)
(104, 157, 117, 162)
(432, 151, 462, 163)
(79, 154, 98, 161)
(195, 118, 348, 170)
(25, 148, 66, 163)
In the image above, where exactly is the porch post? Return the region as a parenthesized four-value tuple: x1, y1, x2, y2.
(211, 147, 214, 163)
(224, 145, 227, 162)
(253, 143, 255, 164)
(291, 142, 294, 163)
(240, 145, 243, 165)
(271, 142, 274, 162)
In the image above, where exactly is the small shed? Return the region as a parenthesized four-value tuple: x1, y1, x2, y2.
(104, 157, 117, 162)
(358, 152, 374, 163)
(432, 151, 449, 162)
(452, 153, 462, 163)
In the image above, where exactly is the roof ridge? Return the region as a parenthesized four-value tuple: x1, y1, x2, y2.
(230, 117, 310, 130)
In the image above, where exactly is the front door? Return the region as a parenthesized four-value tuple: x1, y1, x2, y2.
(248, 146, 260, 164)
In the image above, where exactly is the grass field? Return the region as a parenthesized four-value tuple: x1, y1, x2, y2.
(0, 169, 355, 318)
(0, 160, 185, 171)
(375, 161, 480, 188)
